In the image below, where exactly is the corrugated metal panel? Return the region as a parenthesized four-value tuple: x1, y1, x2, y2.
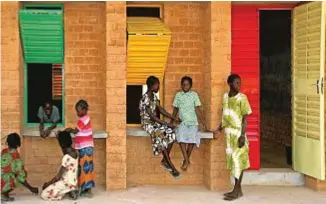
(292, 2, 325, 180)
(232, 6, 260, 170)
(52, 64, 62, 100)
(127, 17, 171, 85)
(19, 9, 64, 63)
(127, 17, 171, 35)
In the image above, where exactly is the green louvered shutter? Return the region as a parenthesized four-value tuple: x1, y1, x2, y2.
(19, 9, 64, 63)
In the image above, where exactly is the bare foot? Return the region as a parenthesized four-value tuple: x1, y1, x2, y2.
(223, 191, 234, 197)
(223, 191, 241, 201)
(1, 193, 14, 202)
(180, 160, 189, 171)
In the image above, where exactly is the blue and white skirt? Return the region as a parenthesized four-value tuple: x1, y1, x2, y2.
(175, 123, 201, 147)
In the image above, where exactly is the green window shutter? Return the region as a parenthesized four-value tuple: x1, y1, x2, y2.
(19, 9, 64, 63)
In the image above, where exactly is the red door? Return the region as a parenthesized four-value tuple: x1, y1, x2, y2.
(231, 5, 260, 170)
(231, 4, 295, 170)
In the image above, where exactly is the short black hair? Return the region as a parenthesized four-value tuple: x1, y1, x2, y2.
(227, 74, 241, 84)
(181, 76, 193, 87)
(6, 133, 21, 149)
(57, 131, 73, 149)
(43, 101, 52, 107)
(75, 99, 89, 111)
(146, 76, 160, 89)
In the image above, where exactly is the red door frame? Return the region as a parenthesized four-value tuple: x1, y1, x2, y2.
(231, 4, 295, 170)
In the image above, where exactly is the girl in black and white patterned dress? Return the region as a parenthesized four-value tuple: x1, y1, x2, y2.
(139, 76, 181, 178)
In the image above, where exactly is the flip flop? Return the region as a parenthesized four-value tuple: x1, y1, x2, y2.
(160, 163, 172, 172)
(169, 170, 181, 179)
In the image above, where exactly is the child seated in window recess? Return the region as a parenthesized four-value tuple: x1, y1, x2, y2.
(41, 131, 78, 201)
(38, 101, 60, 138)
(1, 133, 39, 202)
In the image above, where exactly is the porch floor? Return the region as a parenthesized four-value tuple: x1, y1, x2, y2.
(10, 185, 326, 204)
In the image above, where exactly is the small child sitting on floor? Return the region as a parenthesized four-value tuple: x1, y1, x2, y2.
(1, 133, 39, 202)
(41, 131, 78, 201)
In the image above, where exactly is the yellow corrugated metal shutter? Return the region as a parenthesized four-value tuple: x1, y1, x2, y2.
(127, 17, 171, 85)
(292, 1, 325, 180)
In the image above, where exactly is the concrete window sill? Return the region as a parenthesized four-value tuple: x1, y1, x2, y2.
(127, 127, 213, 139)
(22, 127, 108, 139)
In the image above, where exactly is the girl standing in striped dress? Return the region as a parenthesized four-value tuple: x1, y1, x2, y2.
(65, 100, 95, 198)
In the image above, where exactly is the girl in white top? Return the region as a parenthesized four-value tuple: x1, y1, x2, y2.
(41, 131, 79, 201)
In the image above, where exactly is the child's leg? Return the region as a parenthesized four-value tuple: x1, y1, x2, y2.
(179, 143, 189, 171)
(22, 180, 39, 194)
(237, 171, 244, 196)
(224, 171, 244, 200)
(162, 148, 178, 173)
(161, 142, 174, 167)
(186, 144, 195, 164)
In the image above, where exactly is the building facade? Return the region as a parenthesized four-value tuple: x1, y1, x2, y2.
(1, 1, 326, 191)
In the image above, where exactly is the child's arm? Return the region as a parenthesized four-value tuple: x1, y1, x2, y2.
(213, 122, 223, 139)
(156, 104, 180, 122)
(170, 107, 179, 124)
(11, 153, 38, 194)
(22, 180, 39, 194)
(64, 127, 79, 134)
(238, 116, 248, 148)
(145, 107, 175, 128)
(39, 119, 45, 138)
(42, 166, 65, 190)
(195, 106, 207, 131)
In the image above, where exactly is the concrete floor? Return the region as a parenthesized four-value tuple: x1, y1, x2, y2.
(5, 185, 326, 204)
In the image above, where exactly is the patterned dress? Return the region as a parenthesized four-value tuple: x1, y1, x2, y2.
(41, 154, 78, 201)
(221, 92, 252, 179)
(75, 115, 95, 191)
(173, 91, 202, 147)
(1, 148, 27, 193)
(139, 93, 176, 156)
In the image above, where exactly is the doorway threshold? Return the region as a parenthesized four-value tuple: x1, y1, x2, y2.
(231, 168, 304, 186)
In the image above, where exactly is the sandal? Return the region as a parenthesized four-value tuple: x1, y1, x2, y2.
(80, 190, 93, 198)
(160, 163, 172, 172)
(169, 170, 181, 179)
(69, 190, 79, 200)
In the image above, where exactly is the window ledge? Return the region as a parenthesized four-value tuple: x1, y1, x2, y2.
(127, 127, 213, 139)
(22, 127, 108, 139)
